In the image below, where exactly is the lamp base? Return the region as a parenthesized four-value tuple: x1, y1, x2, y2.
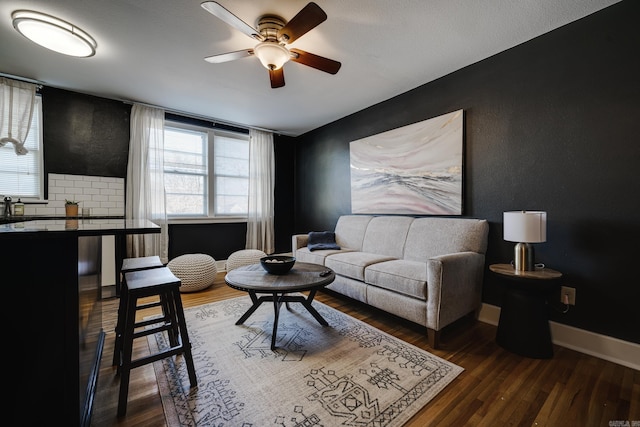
(514, 242, 535, 271)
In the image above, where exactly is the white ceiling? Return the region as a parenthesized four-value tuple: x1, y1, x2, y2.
(0, 0, 620, 136)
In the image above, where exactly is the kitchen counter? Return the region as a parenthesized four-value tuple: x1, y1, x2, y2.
(0, 214, 124, 225)
(0, 219, 160, 426)
(0, 217, 154, 236)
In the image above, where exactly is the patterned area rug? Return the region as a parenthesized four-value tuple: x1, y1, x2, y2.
(149, 295, 463, 426)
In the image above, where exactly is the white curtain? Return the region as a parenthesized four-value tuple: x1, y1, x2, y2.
(0, 77, 35, 155)
(246, 129, 275, 254)
(126, 104, 168, 262)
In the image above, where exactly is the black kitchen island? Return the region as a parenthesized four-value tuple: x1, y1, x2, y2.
(0, 219, 160, 427)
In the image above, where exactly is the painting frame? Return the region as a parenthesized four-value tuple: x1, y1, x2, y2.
(349, 109, 463, 215)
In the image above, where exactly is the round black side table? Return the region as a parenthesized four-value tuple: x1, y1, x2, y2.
(490, 263, 563, 359)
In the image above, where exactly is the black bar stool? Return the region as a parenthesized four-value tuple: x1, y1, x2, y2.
(116, 266, 197, 417)
(112, 255, 165, 366)
(121, 255, 164, 273)
(116, 254, 164, 296)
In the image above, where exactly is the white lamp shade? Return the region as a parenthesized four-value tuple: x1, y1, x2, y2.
(503, 211, 547, 243)
(253, 42, 290, 70)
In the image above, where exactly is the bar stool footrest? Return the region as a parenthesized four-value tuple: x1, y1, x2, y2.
(136, 300, 163, 311)
(129, 345, 187, 369)
(133, 316, 171, 330)
(132, 323, 175, 340)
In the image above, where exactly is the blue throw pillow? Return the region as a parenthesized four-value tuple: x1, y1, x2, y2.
(307, 231, 340, 251)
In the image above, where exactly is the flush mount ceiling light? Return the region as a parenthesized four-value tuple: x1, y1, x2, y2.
(12, 10, 97, 57)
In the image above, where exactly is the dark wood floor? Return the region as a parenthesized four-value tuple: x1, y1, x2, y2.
(91, 273, 639, 426)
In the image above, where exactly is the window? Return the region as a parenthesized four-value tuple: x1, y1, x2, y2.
(0, 95, 44, 200)
(164, 121, 249, 218)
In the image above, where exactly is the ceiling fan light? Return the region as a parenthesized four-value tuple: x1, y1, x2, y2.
(253, 42, 290, 70)
(12, 10, 97, 57)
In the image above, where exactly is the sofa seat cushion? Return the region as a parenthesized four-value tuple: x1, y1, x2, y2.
(295, 247, 352, 265)
(325, 251, 396, 282)
(364, 259, 428, 300)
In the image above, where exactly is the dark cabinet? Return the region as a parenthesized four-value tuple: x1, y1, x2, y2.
(0, 219, 159, 426)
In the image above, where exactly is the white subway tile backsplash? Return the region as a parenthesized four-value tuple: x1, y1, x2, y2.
(92, 182, 109, 189)
(34, 207, 56, 215)
(22, 174, 125, 217)
(74, 181, 92, 188)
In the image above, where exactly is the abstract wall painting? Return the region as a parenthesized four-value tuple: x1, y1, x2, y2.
(350, 109, 463, 215)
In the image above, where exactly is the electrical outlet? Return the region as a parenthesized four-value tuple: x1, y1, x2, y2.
(561, 286, 576, 305)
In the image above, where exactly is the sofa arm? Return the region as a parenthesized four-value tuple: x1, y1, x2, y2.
(291, 234, 309, 257)
(426, 251, 485, 331)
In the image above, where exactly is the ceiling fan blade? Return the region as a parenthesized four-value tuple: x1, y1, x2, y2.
(290, 48, 341, 74)
(277, 2, 327, 44)
(204, 49, 254, 63)
(201, 1, 264, 41)
(269, 68, 285, 88)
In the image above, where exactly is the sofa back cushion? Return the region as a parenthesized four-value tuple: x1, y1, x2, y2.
(404, 218, 489, 261)
(334, 215, 374, 250)
(362, 216, 415, 258)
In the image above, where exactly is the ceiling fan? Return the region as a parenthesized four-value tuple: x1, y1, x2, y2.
(201, 1, 341, 88)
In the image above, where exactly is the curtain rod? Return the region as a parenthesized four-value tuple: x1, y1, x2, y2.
(121, 99, 280, 135)
(0, 72, 44, 89)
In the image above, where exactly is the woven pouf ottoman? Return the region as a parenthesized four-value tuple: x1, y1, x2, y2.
(225, 249, 267, 272)
(167, 253, 217, 292)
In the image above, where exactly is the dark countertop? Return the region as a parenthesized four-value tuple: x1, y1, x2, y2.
(0, 215, 123, 224)
(0, 218, 160, 238)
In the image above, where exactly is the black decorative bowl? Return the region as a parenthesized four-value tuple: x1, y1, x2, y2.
(260, 255, 296, 275)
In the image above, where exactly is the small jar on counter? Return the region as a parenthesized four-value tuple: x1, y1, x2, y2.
(13, 199, 24, 216)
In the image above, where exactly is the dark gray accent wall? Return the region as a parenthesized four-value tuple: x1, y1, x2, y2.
(293, 0, 640, 344)
(168, 222, 247, 261)
(42, 87, 131, 179)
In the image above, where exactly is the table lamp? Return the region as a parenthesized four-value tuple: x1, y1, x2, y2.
(503, 211, 547, 271)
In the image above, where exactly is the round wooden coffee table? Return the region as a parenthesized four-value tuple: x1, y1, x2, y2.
(224, 261, 335, 350)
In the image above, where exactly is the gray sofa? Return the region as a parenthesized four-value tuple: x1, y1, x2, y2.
(292, 215, 489, 348)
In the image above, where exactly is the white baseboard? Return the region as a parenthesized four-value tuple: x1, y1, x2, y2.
(478, 303, 640, 371)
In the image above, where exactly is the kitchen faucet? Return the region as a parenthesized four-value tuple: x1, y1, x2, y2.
(2, 196, 12, 218)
